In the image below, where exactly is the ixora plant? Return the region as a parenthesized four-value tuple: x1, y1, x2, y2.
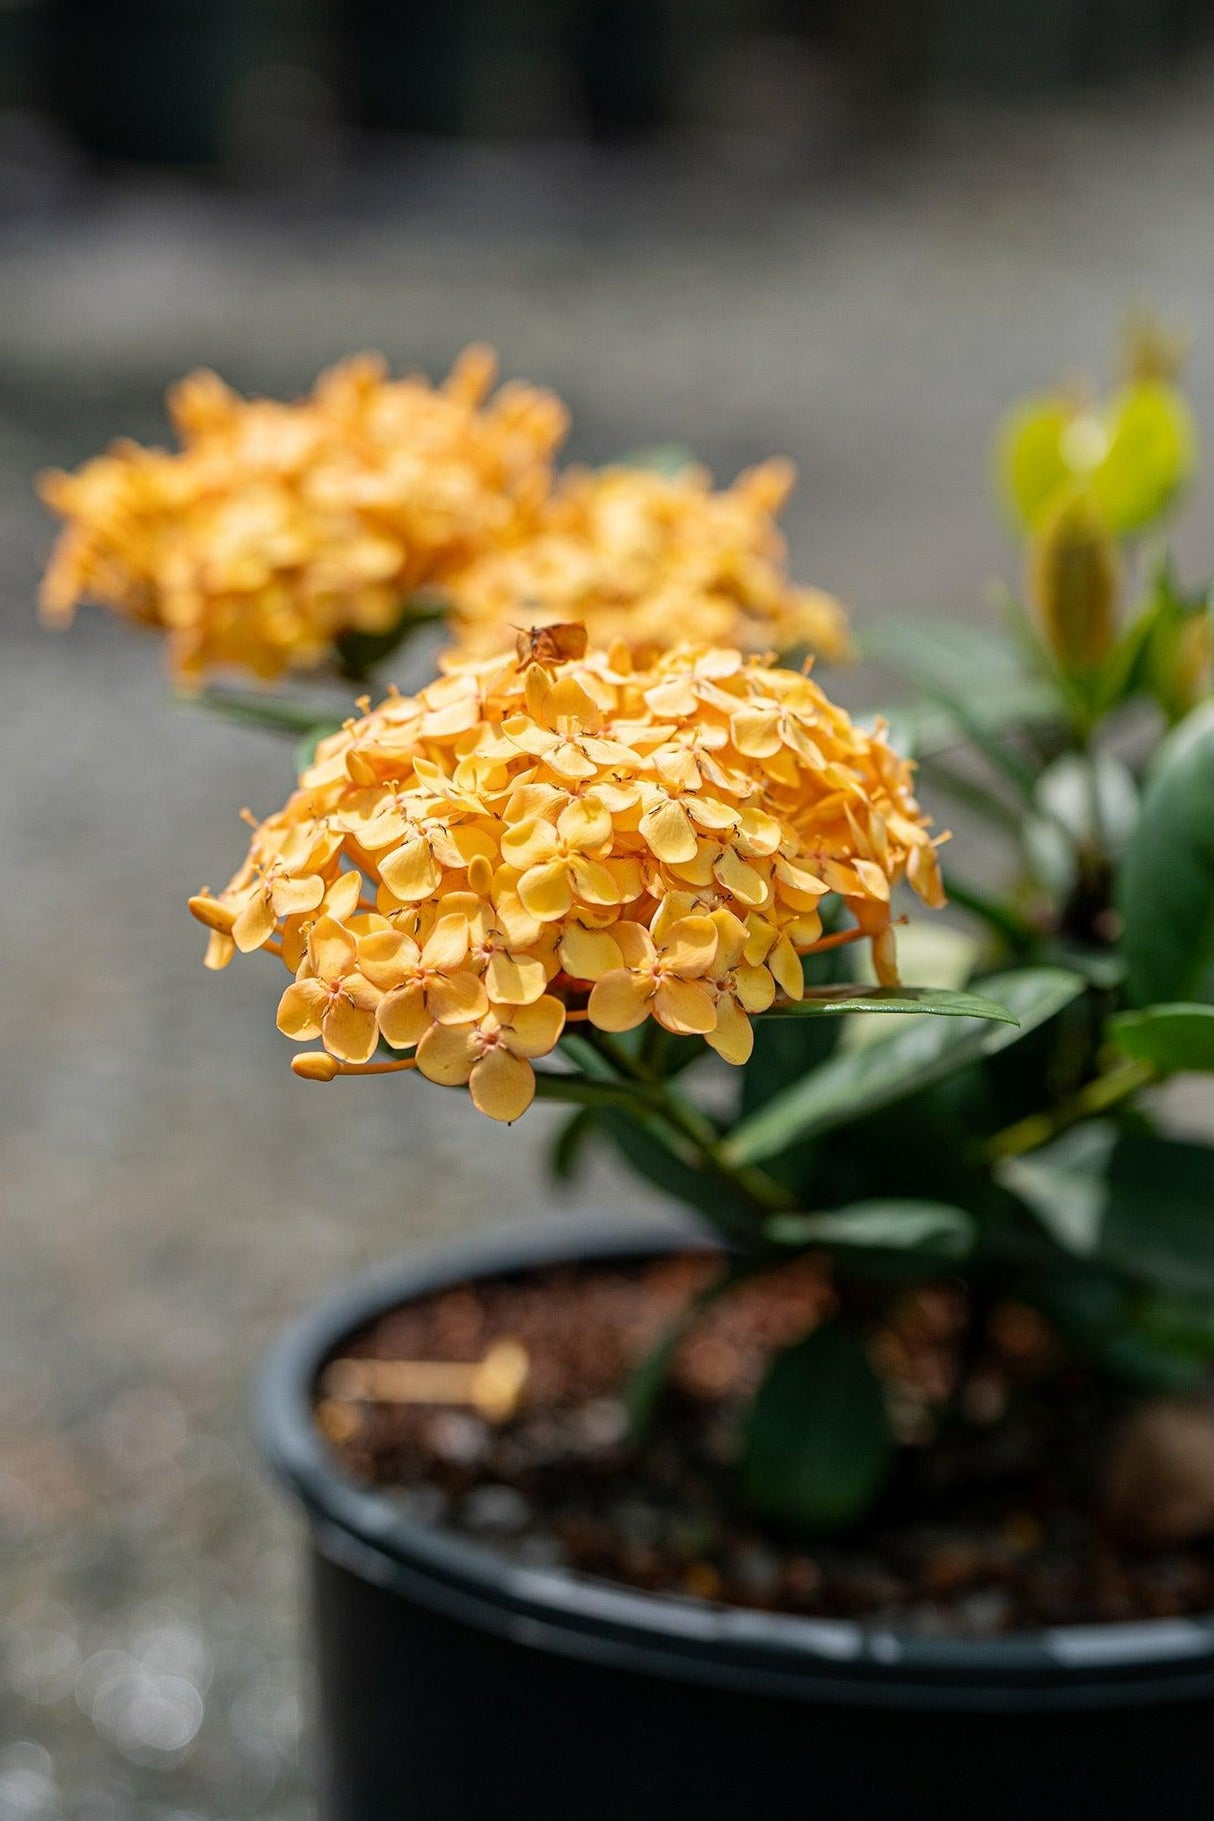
(40, 333, 1214, 1818)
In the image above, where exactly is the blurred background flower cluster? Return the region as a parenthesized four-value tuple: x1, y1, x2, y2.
(6, 4, 1214, 1816)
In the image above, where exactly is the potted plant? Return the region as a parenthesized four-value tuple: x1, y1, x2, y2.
(39, 331, 1214, 1820)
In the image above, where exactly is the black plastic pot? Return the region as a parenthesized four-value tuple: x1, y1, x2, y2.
(258, 1217, 1214, 1821)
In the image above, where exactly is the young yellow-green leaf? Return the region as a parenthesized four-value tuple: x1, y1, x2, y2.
(726, 969, 1083, 1168)
(997, 381, 1197, 537)
(1090, 381, 1198, 536)
(766, 1200, 974, 1258)
(998, 396, 1074, 530)
(1108, 1004, 1214, 1075)
(1117, 700, 1214, 1006)
(740, 1323, 892, 1536)
(761, 985, 1017, 1023)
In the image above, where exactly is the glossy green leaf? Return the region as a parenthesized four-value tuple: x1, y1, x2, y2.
(740, 1323, 892, 1536)
(726, 969, 1083, 1168)
(597, 1108, 754, 1233)
(766, 1200, 974, 1258)
(1108, 1004, 1214, 1074)
(1117, 700, 1214, 1006)
(1004, 1126, 1214, 1295)
(762, 985, 1017, 1024)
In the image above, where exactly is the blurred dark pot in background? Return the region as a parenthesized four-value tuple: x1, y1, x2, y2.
(258, 1218, 1214, 1821)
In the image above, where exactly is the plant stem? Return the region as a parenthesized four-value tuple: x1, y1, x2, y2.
(583, 1029, 794, 1215)
(983, 1056, 1156, 1162)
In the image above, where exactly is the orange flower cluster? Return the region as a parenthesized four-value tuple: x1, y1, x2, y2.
(39, 347, 850, 685)
(446, 460, 852, 664)
(38, 348, 567, 686)
(189, 641, 943, 1122)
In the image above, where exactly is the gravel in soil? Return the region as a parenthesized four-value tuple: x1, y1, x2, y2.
(319, 1256, 1214, 1637)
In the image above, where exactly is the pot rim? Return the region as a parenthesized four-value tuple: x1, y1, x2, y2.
(256, 1213, 1214, 1710)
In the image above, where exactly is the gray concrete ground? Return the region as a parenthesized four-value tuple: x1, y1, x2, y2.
(4, 68, 1214, 1816)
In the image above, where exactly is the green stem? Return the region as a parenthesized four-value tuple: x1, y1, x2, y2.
(582, 1029, 794, 1215)
(531, 1073, 650, 1113)
(983, 1056, 1156, 1162)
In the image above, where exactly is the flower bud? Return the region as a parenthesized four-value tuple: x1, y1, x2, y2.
(292, 1052, 339, 1083)
(1028, 490, 1119, 671)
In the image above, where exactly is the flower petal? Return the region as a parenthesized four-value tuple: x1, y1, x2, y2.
(469, 1048, 536, 1123)
(276, 977, 328, 1039)
(653, 977, 717, 1036)
(429, 970, 490, 1024)
(271, 873, 326, 918)
(587, 971, 653, 1032)
(661, 915, 719, 976)
(322, 995, 380, 1064)
(559, 923, 623, 982)
(233, 893, 276, 953)
(504, 994, 566, 1058)
(640, 796, 698, 864)
(421, 913, 471, 971)
(379, 837, 442, 902)
(518, 859, 573, 921)
(378, 982, 430, 1049)
(309, 916, 358, 982)
(705, 996, 754, 1064)
(357, 928, 421, 990)
(485, 951, 548, 1006)
(416, 1021, 477, 1086)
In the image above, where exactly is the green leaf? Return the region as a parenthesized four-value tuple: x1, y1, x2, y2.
(727, 968, 1083, 1168)
(293, 720, 344, 774)
(1109, 1004, 1214, 1075)
(1118, 700, 1214, 1006)
(598, 1108, 754, 1232)
(1023, 751, 1138, 895)
(762, 985, 1018, 1024)
(190, 687, 338, 737)
(616, 443, 696, 478)
(1004, 1126, 1214, 1296)
(766, 1200, 974, 1258)
(548, 1107, 597, 1182)
(1102, 1135, 1214, 1294)
(530, 1073, 642, 1112)
(740, 1323, 892, 1536)
(332, 592, 449, 681)
(862, 619, 1060, 767)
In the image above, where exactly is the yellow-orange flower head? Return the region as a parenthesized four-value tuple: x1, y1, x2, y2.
(38, 347, 567, 687)
(189, 640, 943, 1121)
(446, 459, 852, 665)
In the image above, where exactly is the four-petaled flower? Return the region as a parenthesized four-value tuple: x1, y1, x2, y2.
(276, 918, 383, 1062)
